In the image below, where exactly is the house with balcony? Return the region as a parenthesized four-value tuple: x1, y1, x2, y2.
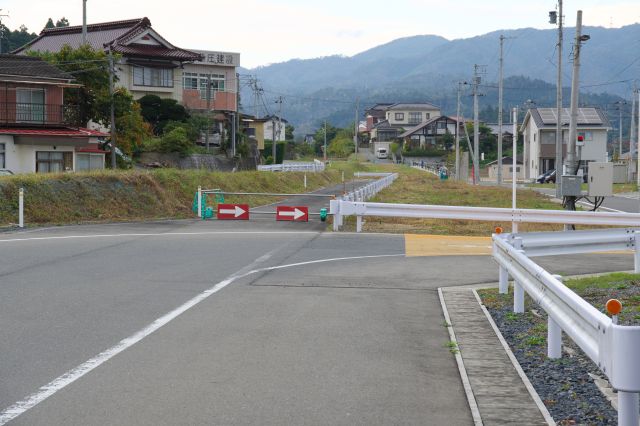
(0, 54, 107, 173)
(398, 115, 460, 149)
(520, 107, 611, 180)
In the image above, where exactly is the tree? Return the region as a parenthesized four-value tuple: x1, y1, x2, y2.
(55, 17, 70, 27)
(159, 127, 192, 155)
(285, 124, 295, 141)
(138, 95, 190, 134)
(0, 24, 37, 53)
(327, 137, 354, 158)
(44, 18, 55, 29)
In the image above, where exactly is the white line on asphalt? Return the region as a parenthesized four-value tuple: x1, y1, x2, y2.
(0, 231, 319, 243)
(576, 201, 624, 213)
(0, 252, 404, 425)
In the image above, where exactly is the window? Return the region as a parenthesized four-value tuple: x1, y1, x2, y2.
(408, 112, 421, 125)
(509, 167, 521, 172)
(0, 143, 4, 168)
(425, 113, 430, 119)
(183, 72, 198, 90)
(394, 113, 404, 121)
(76, 153, 104, 171)
(36, 151, 73, 173)
(16, 88, 45, 123)
(133, 66, 173, 87)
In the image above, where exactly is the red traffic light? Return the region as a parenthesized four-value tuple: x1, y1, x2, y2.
(577, 135, 584, 142)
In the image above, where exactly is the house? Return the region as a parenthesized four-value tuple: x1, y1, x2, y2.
(399, 115, 460, 149)
(486, 156, 524, 181)
(241, 115, 288, 151)
(520, 107, 611, 180)
(368, 102, 442, 143)
(0, 54, 108, 173)
(262, 115, 287, 142)
(304, 134, 315, 145)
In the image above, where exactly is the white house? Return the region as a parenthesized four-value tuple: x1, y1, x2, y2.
(520, 107, 611, 180)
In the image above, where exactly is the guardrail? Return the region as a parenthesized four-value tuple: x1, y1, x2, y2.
(493, 229, 640, 426)
(257, 159, 325, 172)
(331, 201, 640, 232)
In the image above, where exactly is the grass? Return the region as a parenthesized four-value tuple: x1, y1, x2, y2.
(444, 341, 459, 354)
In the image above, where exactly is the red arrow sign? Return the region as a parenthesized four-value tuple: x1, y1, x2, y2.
(276, 206, 309, 222)
(217, 204, 250, 220)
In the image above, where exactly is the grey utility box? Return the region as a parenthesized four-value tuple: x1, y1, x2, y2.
(560, 175, 583, 197)
(588, 162, 613, 197)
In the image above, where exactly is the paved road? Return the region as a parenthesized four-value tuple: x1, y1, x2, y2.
(0, 218, 633, 425)
(528, 187, 640, 213)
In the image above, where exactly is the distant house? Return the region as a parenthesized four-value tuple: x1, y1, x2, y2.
(262, 115, 288, 143)
(304, 134, 315, 145)
(241, 114, 288, 151)
(368, 102, 442, 143)
(520, 107, 611, 179)
(486, 156, 524, 181)
(0, 55, 108, 173)
(399, 115, 460, 149)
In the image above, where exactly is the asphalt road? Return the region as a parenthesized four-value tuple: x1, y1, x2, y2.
(0, 218, 633, 425)
(530, 187, 640, 213)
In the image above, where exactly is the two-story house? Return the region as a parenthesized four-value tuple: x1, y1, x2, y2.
(520, 107, 610, 180)
(399, 115, 460, 149)
(0, 55, 107, 173)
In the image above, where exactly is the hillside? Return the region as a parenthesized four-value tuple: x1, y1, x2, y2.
(241, 24, 640, 135)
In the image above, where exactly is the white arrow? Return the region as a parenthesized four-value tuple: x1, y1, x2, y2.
(279, 208, 305, 220)
(219, 206, 246, 217)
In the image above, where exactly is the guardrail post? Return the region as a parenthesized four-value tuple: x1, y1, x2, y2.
(634, 232, 640, 273)
(18, 187, 24, 228)
(618, 392, 639, 426)
(512, 237, 525, 313)
(546, 274, 564, 359)
(356, 215, 363, 233)
(197, 186, 202, 218)
(499, 266, 508, 294)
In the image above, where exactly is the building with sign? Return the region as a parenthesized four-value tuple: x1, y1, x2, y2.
(181, 49, 239, 113)
(520, 107, 611, 180)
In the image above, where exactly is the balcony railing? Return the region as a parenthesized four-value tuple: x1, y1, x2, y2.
(0, 102, 80, 128)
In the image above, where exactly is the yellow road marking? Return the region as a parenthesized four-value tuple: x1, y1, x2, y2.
(405, 234, 492, 257)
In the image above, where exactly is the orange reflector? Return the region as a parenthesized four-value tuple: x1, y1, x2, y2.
(606, 299, 623, 315)
(494, 226, 503, 234)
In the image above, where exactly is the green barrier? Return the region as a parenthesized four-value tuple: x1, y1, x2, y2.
(320, 208, 328, 222)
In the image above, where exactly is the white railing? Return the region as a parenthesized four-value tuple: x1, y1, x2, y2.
(493, 229, 640, 426)
(331, 201, 640, 232)
(330, 173, 398, 231)
(257, 159, 325, 172)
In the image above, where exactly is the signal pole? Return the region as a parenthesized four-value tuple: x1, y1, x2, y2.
(553, 0, 564, 197)
(498, 36, 505, 185)
(472, 65, 485, 184)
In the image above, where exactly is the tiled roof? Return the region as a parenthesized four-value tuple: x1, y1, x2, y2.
(387, 102, 440, 111)
(0, 54, 74, 80)
(13, 17, 202, 62)
(0, 127, 108, 137)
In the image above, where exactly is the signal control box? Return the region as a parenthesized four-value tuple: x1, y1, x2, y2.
(587, 162, 613, 197)
(560, 175, 582, 197)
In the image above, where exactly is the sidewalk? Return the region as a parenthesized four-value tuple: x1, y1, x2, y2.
(440, 284, 554, 425)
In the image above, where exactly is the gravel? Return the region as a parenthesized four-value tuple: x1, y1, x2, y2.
(487, 304, 618, 425)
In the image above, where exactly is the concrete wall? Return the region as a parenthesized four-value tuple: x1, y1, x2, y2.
(139, 152, 237, 171)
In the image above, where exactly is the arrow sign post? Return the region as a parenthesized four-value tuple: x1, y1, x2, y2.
(217, 204, 250, 220)
(276, 206, 309, 222)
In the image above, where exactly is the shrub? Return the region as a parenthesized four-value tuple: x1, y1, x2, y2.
(159, 127, 192, 155)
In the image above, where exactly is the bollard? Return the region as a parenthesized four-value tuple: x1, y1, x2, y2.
(304, 174, 307, 189)
(197, 186, 202, 218)
(18, 187, 24, 228)
(498, 266, 508, 294)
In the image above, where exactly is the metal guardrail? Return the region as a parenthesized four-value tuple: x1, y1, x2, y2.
(331, 201, 640, 232)
(493, 229, 640, 425)
(257, 160, 325, 172)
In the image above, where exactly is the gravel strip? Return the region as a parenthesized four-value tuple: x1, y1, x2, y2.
(486, 304, 618, 425)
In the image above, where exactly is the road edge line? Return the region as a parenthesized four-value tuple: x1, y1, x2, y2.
(438, 287, 483, 426)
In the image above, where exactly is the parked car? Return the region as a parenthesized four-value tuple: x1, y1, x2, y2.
(0, 169, 14, 176)
(536, 169, 555, 183)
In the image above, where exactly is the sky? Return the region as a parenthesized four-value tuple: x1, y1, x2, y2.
(2, 0, 639, 68)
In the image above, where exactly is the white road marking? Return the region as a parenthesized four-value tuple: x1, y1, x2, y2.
(0, 231, 319, 244)
(576, 201, 625, 213)
(0, 253, 404, 425)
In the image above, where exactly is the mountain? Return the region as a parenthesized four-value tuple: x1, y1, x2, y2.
(240, 24, 640, 136)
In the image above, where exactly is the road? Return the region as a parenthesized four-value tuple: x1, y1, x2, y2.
(528, 187, 640, 213)
(0, 217, 633, 424)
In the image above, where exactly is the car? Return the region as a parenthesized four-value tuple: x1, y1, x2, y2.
(0, 169, 14, 176)
(536, 169, 555, 183)
(545, 169, 556, 183)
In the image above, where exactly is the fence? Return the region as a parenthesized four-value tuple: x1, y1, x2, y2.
(257, 159, 325, 172)
(493, 229, 640, 426)
(331, 201, 640, 232)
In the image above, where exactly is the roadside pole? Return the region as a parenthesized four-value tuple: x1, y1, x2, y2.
(18, 187, 24, 228)
(108, 46, 117, 169)
(512, 107, 518, 233)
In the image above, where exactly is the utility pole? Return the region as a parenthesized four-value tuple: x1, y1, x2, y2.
(565, 10, 588, 212)
(273, 96, 283, 163)
(617, 101, 625, 157)
(631, 82, 637, 159)
(636, 86, 640, 189)
(0, 10, 9, 55)
(455, 82, 465, 181)
(354, 98, 359, 155)
(205, 74, 211, 151)
(472, 65, 485, 184)
(498, 35, 505, 185)
(82, 0, 88, 46)
(552, 0, 563, 197)
(108, 46, 117, 169)
(323, 121, 327, 161)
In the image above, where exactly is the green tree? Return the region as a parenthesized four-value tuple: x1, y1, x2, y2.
(327, 137, 354, 158)
(44, 18, 55, 29)
(159, 127, 192, 154)
(312, 123, 338, 155)
(55, 17, 70, 27)
(0, 24, 37, 53)
(285, 124, 295, 141)
(138, 94, 190, 134)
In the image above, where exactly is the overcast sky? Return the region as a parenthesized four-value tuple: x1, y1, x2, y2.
(3, 0, 639, 68)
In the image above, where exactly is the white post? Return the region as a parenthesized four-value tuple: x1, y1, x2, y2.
(197, 186, 202, 218)
(512, 107, 518, 233)
(635, 233, 640, 273)
(499, 266, 508, 294)
(513, 237, 524, 313)
(547, 316, 562, 359)
(304, 173, 307, 189)
(618, 392, 639, 426)
(356, 216, 362, 233)
(341, 171, 345, 183)
(18, 187, 24, 228)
